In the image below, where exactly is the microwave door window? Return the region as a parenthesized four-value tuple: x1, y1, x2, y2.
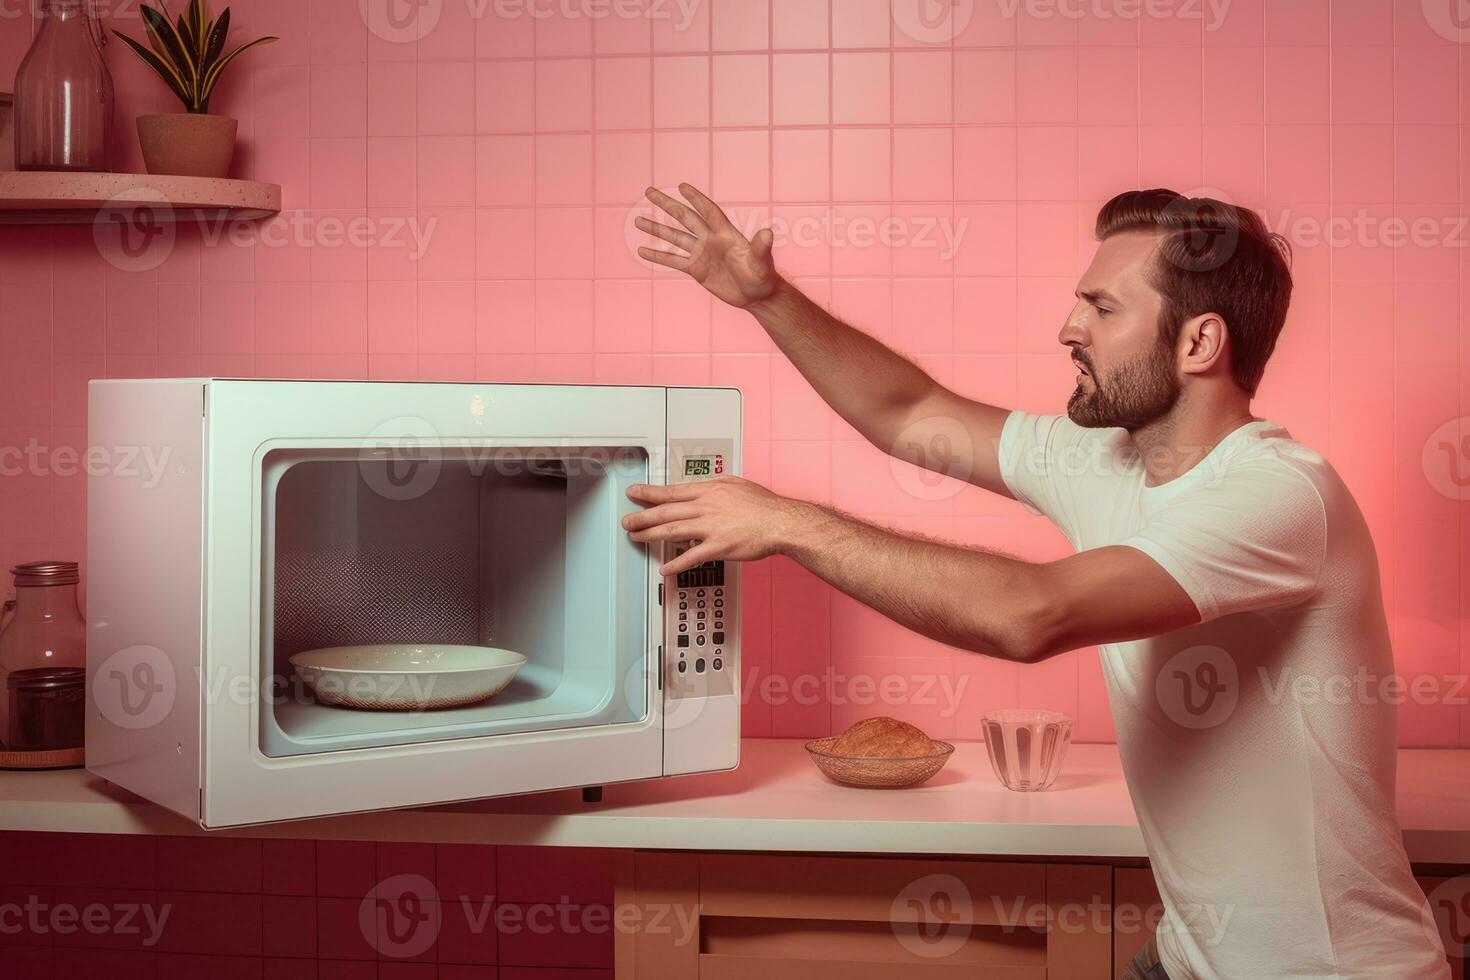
(259, 446, 649, 758)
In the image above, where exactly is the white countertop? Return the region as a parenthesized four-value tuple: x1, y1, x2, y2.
(4, 740, 1468, 863)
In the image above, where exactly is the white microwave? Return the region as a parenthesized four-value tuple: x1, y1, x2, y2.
(86, 379, 741, 828)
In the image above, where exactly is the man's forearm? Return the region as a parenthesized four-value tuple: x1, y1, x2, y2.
(779, 500, 1040, 663)
(747, 278, 938, 447)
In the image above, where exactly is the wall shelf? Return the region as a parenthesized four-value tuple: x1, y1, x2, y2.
(0, 171, 280, 224)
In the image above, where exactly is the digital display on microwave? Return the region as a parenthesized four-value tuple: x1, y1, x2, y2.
(676, 560, 724, 588)
(684, 458, 712, 476)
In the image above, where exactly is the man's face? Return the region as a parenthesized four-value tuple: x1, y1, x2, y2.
(1061, 231, 1182, 430)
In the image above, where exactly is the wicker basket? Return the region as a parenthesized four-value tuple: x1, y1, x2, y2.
(804, 736, 955, 788)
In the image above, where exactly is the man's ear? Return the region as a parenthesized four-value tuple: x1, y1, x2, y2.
(1178, 312, 1229, 378)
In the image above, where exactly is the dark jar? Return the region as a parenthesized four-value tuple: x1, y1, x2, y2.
(0, 561, 86, 745)
(7, 666, 85, 751)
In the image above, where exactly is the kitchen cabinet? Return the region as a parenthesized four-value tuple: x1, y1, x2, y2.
(616, 851, 1110, 978)
(617, 852, 1468, 980)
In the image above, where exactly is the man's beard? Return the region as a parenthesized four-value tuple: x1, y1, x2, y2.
(1066, 339, 1182, 430)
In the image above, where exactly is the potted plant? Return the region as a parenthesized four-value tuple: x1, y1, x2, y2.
(113, 0, 275, 178)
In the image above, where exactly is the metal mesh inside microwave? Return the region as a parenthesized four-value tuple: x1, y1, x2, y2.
(269, 458, 497, 663)
(272, 544, 481, 660)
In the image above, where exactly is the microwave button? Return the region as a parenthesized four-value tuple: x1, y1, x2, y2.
(677, 660, 687, 673)
(695, 634, 706, 646)
(714, 588, 723, 596)
(679, 602, 687, 611)
(678, 612, 687, 621)
(696, 610, 705, 620)
(714, 598, 723, 608)
(696, 589, 705, 597)
(677, 635, 689, 648)
(695, 658, 705, 673)
(678, 623, 687, 633)
(712, 657, 723, 671)
(712, 631, 725, 644)
(696, 600, 706, 609)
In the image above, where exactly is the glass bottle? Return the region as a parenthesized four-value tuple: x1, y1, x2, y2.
(0, 562, 86, 746)
(13, 0, 114, 172)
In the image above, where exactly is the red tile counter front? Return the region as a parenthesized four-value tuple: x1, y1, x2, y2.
(0, 832, 616, 979)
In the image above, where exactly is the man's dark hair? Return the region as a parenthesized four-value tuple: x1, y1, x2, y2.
(1094, 189, 1293, 396)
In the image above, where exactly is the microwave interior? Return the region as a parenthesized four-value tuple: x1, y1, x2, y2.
(258, 445, 650, 757)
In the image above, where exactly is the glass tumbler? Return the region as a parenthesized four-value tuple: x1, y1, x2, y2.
(981, 709, 1073, 792)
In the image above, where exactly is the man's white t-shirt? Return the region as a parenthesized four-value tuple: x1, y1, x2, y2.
(998, 410, 1450, 980)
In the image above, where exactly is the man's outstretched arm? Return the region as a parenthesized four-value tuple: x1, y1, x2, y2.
(625, 477, 1200, 664)
(746, 278, 1014, 498)
(637, 183, 1014, 498)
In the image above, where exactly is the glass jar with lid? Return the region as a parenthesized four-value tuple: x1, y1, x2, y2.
(0, 561, 86, 747)
(13, 0, 114, 172)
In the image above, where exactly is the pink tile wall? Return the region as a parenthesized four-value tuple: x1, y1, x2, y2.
(0, 831, 615, 978)
(0, 0, 1466, 746)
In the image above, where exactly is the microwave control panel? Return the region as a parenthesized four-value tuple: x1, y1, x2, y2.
(663, 438, 737, 701)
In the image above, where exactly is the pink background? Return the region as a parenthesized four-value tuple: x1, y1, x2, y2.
(1, 0, 1468, 748)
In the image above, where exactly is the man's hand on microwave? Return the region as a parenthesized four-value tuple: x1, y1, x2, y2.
(625, 479, 1198, 665)
(623, 476, 806, 574)
(636, 184, 780, 309)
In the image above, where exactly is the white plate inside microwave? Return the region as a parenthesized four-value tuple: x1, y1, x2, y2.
(289, 644, 528, 711)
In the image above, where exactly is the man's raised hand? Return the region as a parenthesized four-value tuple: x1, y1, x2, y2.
(636, 183, 779, 309)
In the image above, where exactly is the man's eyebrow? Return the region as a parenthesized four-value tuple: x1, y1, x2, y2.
(1077, 288, 1123, 307)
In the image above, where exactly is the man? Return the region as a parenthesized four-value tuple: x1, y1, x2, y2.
(622, 183, 1450, 979)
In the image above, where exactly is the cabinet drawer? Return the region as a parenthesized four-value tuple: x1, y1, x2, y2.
(698, 953, 1045, 980)
(698, 852, 1045, 925)
(617, 851, 1110, 980)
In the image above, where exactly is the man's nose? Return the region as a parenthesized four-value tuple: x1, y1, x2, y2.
(1058, 308, 1087, 349)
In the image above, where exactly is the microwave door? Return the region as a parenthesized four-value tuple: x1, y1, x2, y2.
(210, 382, 669, 827)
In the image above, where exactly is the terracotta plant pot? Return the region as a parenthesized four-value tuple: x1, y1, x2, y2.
(136, 112, 237, 178)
